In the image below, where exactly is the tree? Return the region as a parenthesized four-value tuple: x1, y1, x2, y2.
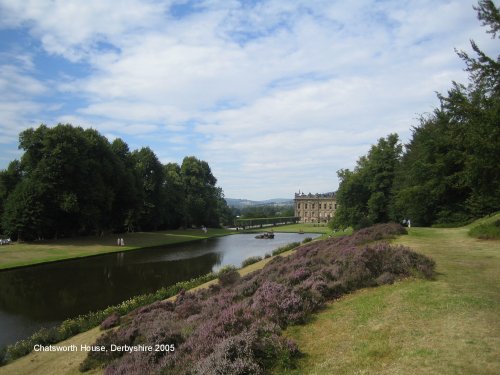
(110, 138, 142, 232)
(131, 147, 166, 231)
(331, 134, 403, 229)
(0, 124, 230, 238)
(0, 160, 22, 227)
(163, 162, 185, 229)
(393, 0, 500, 224)
(181, 156, 220, 227)
(2, 178, 47, 241)
(1, 124, 129, 238)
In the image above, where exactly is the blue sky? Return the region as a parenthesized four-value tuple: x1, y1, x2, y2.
(0, 0, 497, 200)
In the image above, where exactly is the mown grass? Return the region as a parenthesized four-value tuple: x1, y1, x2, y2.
(274, 219, 500, 374)
(0, 228, 232, 270)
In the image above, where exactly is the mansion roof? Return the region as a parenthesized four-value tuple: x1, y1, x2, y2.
(294, 192, 336, 199)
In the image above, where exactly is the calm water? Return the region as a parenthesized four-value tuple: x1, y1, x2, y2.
(0, 232, 318, 348)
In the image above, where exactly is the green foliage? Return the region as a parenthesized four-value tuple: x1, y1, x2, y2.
(469, 219, 500, 239)
(392, 1, 500, 226)
(236, 217, 299, 228)
(335, 2, 499, 228)
(272, 242, 301, 256)
(1, 178, 46, 241)
(0, 125, 228, 239)
(332, 134, 402, 230)
(236, 204, 294, 219)
(241, 256, 263, 267)
(181, 156, 226, 227)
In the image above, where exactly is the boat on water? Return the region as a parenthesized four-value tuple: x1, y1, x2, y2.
(255, 232, 275, 239)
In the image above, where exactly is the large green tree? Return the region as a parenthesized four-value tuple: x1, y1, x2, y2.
(331, 134, 403, 229)
(163, 162, 185, 229)
(3, 124, 127, 237)
(0, 125, 232, 239)
(181, 156, 221, 227)
(393, 0, 500, 225)
(131, 147, 166, 231)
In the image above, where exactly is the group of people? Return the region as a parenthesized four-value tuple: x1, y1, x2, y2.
(0, 238, 11, 245)
(402, 219, 411, 228)
(116, 238, 125, 246)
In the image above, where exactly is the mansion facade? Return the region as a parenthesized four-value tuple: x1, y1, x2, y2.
(294, 192, 337, 223)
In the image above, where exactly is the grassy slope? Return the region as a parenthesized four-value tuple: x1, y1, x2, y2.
(0, 228, 231, 270)
(276, 215, 500, 375)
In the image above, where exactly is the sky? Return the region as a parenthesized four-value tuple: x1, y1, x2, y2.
(0, 0, 497, 200)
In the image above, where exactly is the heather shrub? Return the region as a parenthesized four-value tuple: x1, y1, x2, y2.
(79, 329, 131, 372)
(195, 330, 263, 375)
(375, 272, 396, 285)
(80, 223, 434, 375)
(104, 351, 155, 375)
(252, 282, 307, 326)
(218, 268, 241, 287)
(351, 223, 407, 245)
(100, 312, 120, 330)
(242, 256, 263, 267)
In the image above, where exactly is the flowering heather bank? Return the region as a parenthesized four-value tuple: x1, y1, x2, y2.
(80, 223, 434, 374)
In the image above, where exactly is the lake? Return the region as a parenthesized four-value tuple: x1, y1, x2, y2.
(0, 232, 319, 348)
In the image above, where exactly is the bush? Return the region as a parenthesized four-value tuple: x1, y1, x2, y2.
(100, 312, 121, 330)
(272, 242, 300, 256)
(302, 237, 313, 244)
(242, 256, 263, 267)
(0, 347, 6, 366)
(469, 219, 500, 239)
(218, 268, 241, 287)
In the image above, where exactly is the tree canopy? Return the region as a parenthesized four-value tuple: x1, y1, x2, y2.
(0, 124, 231, 240)
(332, 0, 500, 228)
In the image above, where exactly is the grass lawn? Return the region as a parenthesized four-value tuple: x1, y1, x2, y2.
(0, 228, 232, 270)
(275, 214, 500, 375)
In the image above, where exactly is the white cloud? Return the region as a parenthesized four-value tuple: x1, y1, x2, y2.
(0, 0, 495, 199)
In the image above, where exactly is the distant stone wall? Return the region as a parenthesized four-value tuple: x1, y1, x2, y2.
(294, 192, 337, 223)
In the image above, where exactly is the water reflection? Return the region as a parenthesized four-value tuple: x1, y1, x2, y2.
(0, 232, 318, 347)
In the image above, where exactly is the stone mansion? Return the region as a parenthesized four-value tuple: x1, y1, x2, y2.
(294, 192, 337, 223)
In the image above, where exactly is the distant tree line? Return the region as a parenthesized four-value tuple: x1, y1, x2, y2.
(331, 0, 499, 229)
(232, 204, 294, 219)
(0, 124, 233, 241)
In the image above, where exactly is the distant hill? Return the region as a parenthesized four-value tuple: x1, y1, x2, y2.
(225, 198, 293, 208)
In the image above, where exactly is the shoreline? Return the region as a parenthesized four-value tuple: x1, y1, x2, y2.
(0, 224, 333, 271)
(0, 228, 233, 271)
